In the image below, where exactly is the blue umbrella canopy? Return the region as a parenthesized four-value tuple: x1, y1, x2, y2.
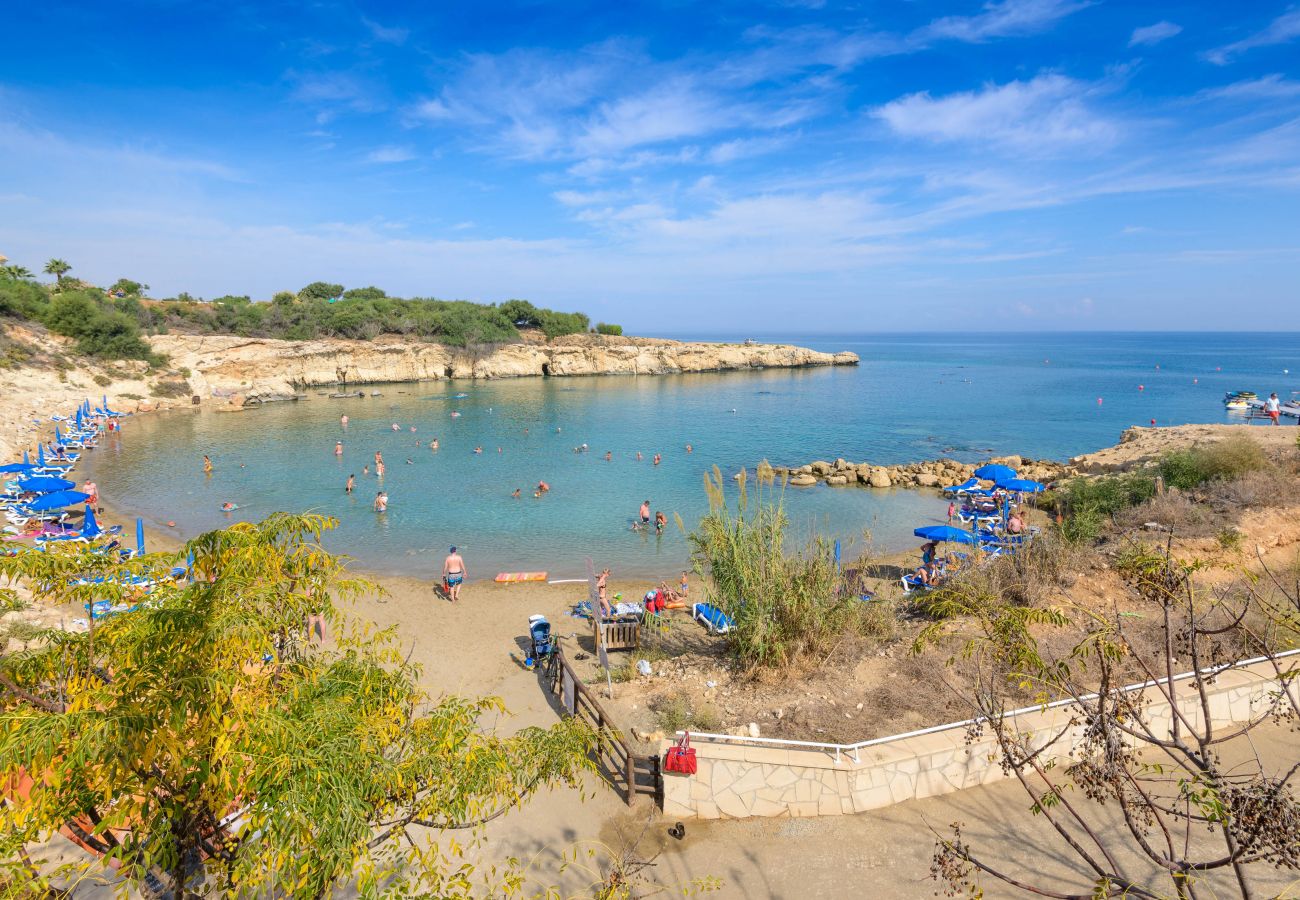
(0, 463, 37, 474)
(75, 407, 83, 428)
(914, 525, 979, 545)
(1000, 478, 1045, 493)
(37, 444, 46, 467)
(82, 504, 101, 536)
(25, 489, 91, 511)
(136, 518, 146, 555)
(55, 425, 63, 444)
(973, 463, 1016, 484)
(19, 476, 76, 493)
(23, 450, 30, 465)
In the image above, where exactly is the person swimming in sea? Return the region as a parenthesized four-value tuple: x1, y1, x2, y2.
(511, 488, 521, 498)
(221, 501, 238, 511)
(410, 426, 417, 432)
(686, 444, 693, 453)
(203, 455, 213, 475)
(653, 454, 661, 466)
(405, 458, 413, 465)
(537, 480, 550, 493)
(346, 474, 355, 494)
(636, 452, 643, 461)
(655, 510, 667, 534)
(363, 464, 370, 476)
(391, 423, 400, 431)
(374, 491, 388, 512)
(335, 441, 343, 456)
(431, 439, 439, 450)
(341, 414, 348, 428)
(604, 451, 612, 461)
(474, 446, 483, 454)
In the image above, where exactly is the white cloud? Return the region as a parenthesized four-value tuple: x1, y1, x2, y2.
(288, 70, 380, 114)
(1129, 21, 1182, 47)
(1205, 9, 1300, 65)
(917, 0, 1091, 44)
(552, 189, 624, 206)
(362, 17, 409, 46)
(365, 145, 416, 164)
(1198, 74, 1300, 101)
(873, 74, 1117, 151)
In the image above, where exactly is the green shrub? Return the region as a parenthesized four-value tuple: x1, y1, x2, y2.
(595, 322, 622, 336)
(1045, 472, 1158, 545)
(1158, 436, 1268, 490)
(150, 379, 192, 398)
(93, 374, 112, 387)
(690, 462, 869, 670)
(653, 692, 722, 734)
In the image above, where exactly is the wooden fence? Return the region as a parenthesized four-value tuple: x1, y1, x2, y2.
(545, 642, 661, 805)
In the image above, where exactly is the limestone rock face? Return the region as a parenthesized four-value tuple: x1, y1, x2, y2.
(148, 334, 859, 403)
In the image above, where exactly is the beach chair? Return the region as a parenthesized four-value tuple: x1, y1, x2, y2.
(691, 602, 735, 634)
(942, 477, 979, 496)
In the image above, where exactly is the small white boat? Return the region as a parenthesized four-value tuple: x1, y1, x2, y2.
(1223, 390, 1256, 410)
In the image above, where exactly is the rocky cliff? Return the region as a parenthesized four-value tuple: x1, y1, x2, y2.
(148, 333, 859, 404)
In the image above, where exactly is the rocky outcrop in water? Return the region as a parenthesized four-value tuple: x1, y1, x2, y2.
(147, 334, 858, 405)
(772, 454, 1070, 490)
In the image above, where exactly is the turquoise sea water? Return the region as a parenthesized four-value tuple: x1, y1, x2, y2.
(84, 332, 1298, 579)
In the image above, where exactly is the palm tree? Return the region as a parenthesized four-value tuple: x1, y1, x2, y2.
(44, 258, 71, 284)
(1, 265, 33, 280)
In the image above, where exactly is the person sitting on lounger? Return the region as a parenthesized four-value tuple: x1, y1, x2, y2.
(914, 560, 941, 587)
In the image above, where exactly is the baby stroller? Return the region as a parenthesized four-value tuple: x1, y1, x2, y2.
(525, 614, 554, 670)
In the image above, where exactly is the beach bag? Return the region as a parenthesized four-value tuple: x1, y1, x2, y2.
(664, 731, 697, 775)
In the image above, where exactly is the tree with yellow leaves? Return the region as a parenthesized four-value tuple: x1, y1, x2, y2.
(0, 513, 594, 898)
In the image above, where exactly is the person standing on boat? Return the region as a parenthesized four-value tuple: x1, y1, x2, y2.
(443, 547, 466, 602)
(1265, 392, 1281, 425)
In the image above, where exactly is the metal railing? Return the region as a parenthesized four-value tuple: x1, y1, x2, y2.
(677, 648, 1300, 765)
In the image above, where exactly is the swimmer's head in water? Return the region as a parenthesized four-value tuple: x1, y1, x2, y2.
(449, 546, 457, 553)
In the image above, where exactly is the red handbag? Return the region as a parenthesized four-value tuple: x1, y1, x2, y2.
(664, 731, 697, 775)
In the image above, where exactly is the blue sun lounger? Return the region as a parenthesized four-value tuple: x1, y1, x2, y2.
(942, 477, 980, 496)
(692, 602, 735, 634)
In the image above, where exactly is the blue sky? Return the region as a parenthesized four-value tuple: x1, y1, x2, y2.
(1, 1, 1297, 332)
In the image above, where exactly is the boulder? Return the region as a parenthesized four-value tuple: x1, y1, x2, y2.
(789, 473, 817, 486)
(869, 470, 892, 488)
(915, 473, 939, 487)
(991, 454, 1023, 469)
(797, 464, 813, 475)
(825, 475, 849, 486)
(810, 460, 832, 475)
(834, 458, 849, 471)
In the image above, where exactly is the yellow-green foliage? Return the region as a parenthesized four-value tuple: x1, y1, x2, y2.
(0, 513, 595, 897)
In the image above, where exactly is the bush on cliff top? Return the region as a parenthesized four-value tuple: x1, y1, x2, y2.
(1, 263, 619, 361)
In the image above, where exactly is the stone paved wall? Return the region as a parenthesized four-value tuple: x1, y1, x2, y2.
(662, 657, 1293, 820)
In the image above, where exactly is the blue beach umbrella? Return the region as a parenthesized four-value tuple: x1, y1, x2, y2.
(37, 444, 46, 467)
(24, 490, 91, 511)
(914, 525, 979, 545)
(0, 463, 37, 474)
(1000, 478, 1045, 493)
(81, 504, 101, 536)
(75, 407, 83, 429)
(136, 518, 146, 556)
(19, 476, 76, 493)
(55, 425, 63, 444)
(23, 450, 30, 465)
(973, 463, 1016, 484)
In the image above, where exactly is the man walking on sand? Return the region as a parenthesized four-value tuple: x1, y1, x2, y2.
(1265, 392, 1281, 425)
(443, 546, 466, 602)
